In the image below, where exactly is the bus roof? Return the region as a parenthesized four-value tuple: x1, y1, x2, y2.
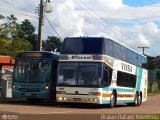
(16, 51, 59, 59)
(64, 37, 147, 59)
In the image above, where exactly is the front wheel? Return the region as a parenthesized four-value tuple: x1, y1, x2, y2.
(109, 92, 116, 108)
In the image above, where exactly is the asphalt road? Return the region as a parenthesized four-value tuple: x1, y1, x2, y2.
(0, 94, 160, 120)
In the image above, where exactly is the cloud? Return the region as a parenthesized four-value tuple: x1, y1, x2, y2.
(80, 0, 160, 22)
(46, 0, 85, 37)
(0, 0, 160, 56)
(114, 22, 160, 55)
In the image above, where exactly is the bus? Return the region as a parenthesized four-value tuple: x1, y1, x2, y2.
(12, 51, 59, 103)
(56, 37, 148, 108)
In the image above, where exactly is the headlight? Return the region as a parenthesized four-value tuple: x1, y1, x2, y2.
(63, 97, 67, 101)
(43, 85, 49, 90)
(88, 98, 98, 102)
(58, 97, 63, 101)
(58, 97, 67, 101)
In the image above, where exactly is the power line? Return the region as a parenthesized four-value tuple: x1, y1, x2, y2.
(57, 0, 145, 51)
(44, 14, 62, 39)
(0, 0, 35, 14)
(75, 0, 145, 47)
(58, 0, 112, 36)
(73, 0, 160, 55)
(46, 21, 74, 36)
(138, 46, 150, 55)
(0, 8, 38, 18)
(0, 1, 38, 18)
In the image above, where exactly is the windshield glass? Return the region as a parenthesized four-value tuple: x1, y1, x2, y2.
(61, 38, 104, 54)
(13, 59, 51, 83)
(57, 62, 102, 87)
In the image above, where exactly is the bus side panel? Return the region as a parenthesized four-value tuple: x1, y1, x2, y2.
(136, 67, 148, 102)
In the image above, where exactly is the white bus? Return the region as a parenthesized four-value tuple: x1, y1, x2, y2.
(56, 37, 148, 108)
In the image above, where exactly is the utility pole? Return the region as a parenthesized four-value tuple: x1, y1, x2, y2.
(138, 46, 150, 55)
(37, 0, 44, 51)
(37, 0, 53, 51)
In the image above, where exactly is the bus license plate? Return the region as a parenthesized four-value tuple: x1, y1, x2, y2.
(73, 98, 81, 101)
(25, 93, 32, 96)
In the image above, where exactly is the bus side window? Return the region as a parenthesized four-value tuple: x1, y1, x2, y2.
(102, 66, 112, 87)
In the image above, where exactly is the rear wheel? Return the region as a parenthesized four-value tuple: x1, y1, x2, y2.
(127, 93, 142, 106)
(109, 91, 116, 108)
(137, 93, 142, 106)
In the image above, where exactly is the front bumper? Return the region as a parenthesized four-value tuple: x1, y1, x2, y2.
(56, 94, 103, 104)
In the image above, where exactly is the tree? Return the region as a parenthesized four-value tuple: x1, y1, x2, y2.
(43, 36, 62, 52)
(0, 15, 19, 39)
(0, 38, 32, 57)
(0, 15, 4, 19)
(17, 19, 37, 51)
(147, 56, 157, 70)
(8, 39, 32, 56)
(0, 38, 10, 55)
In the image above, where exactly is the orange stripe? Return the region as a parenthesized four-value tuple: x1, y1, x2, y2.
(117, 94, 135, 98)
(104, 61, 113, 68)
(102, 93, 111, 98)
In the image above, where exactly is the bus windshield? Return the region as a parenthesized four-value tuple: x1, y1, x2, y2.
(14, 59, 51, 83)
(57, 62, 103, 87)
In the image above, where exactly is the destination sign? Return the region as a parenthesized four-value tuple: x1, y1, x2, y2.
(68, 55, 93, 61)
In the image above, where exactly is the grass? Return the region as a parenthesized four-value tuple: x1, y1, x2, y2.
(148, 80, 160, 94)
(157, 80, 160, 89)
(148, 89, 160, 94)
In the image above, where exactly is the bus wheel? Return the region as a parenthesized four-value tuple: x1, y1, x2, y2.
(137, 93, 142, 106)
(134, 93, 141, 106)
(109, 91, 116, 108)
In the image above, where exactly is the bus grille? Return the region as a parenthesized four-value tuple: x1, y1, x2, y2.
(18, 88, 41, 92)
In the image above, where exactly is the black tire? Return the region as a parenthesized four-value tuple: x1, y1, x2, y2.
(133, 93, 141, 106)
(137, 93, 142, 106)
(127, 93, 141, 106)
(109, 91, 116, 108)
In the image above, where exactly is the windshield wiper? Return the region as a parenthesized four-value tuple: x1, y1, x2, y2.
(82, 83, 98, 87)
(58, 83, 74, 86)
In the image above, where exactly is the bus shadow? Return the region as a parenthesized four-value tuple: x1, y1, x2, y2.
(57, 103, 128, 109)
(0, 98, 128, 109)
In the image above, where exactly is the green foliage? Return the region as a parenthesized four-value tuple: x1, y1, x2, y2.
(17, 19, 37, 51)
(148, 89, 160, 94)
(0, 39, 10, 55)
(0, 14, 62, 57)
(0, 14, 19, 39)
(43, 36, 62, 52)
(0, 38, 32, 57)
(147, 56, 157, 70)
(8, 39, 32, 56)
(0, 15, 4, 19)
(0, 14, 33, 57)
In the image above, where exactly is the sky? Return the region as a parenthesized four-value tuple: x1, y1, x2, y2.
(0, 0, 160, 56)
